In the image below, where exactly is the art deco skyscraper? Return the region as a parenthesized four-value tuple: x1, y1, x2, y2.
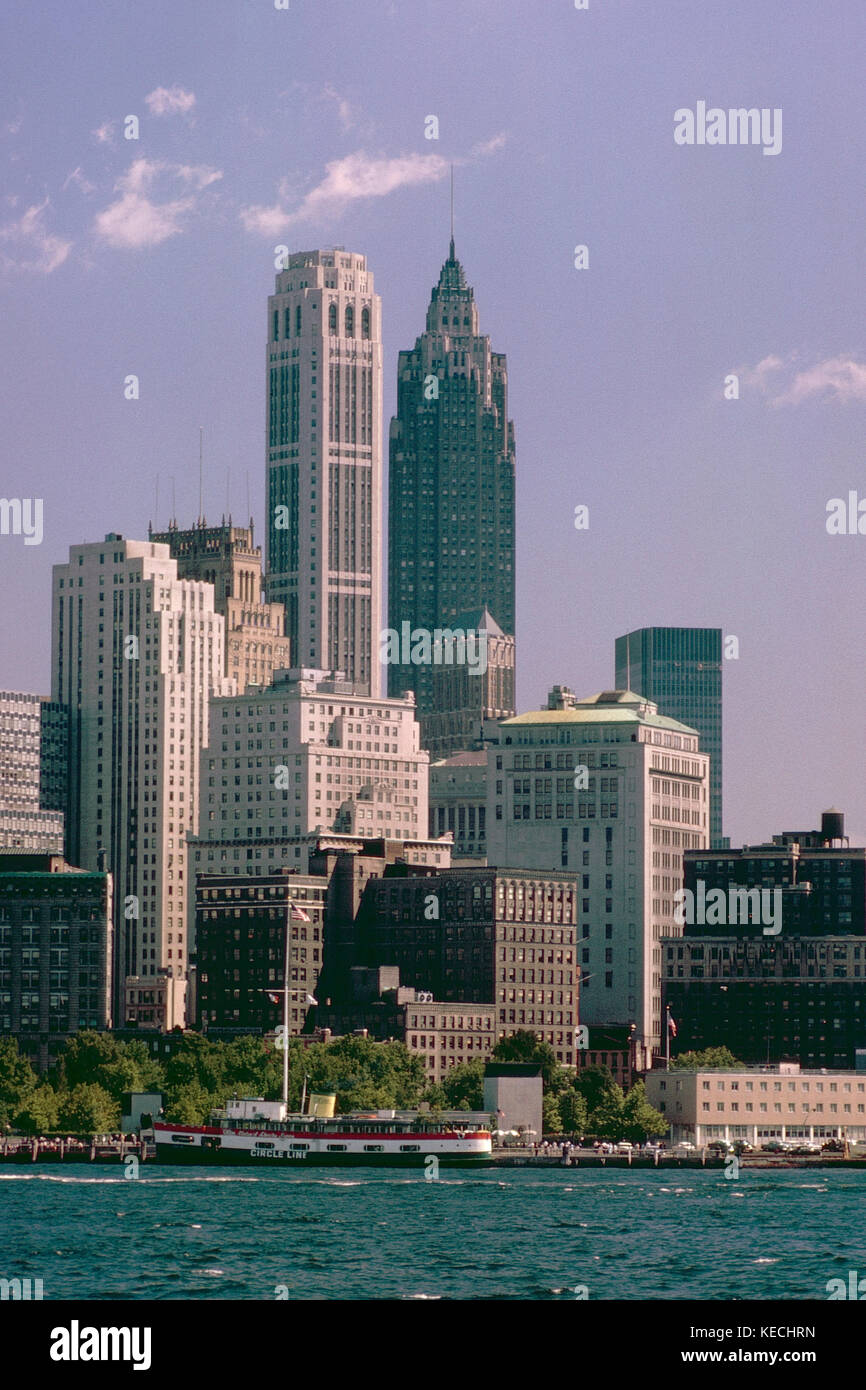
(51, 535, 231, 1027)
(265, 250, 382, 695)
(388, 240, 516, 738)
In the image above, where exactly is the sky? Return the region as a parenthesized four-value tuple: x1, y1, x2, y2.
(1, 0, 865, 848)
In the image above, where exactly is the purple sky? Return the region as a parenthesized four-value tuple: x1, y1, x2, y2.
(1, 0, 865, 847)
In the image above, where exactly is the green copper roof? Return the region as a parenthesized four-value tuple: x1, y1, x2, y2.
(501, 690, 700, 736)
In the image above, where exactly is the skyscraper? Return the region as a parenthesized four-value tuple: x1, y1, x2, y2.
(484, 686, 710, 1063)
(149, 518, 290, 693)
(265, 250, 382, 695)
(615, 627, 724, 846)
(51, 535, 231, 1026)
(387, 241, 516, 742)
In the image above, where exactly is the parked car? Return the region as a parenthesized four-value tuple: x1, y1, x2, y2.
(822, 1138, 844, 1153)
(732, 1140, 754, 1155)
(707, 1140, 734, 1155)
(615, 1141, 634, 1154)
(760, 1140, 791, 1153)
(790, 1142, 821, 1155)
(673, 1141, 696, 1155)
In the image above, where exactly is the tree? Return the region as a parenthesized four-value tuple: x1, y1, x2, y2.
(301, 1036, 428, 1113)
(163, 1035, 228, 1095)
(669, 1047, 743, 1070)
(491, 1030, 559, 1087)
(619, 1081, 668, 1142)
(438, 1059, 485, 1111)
(573, 1064, 618, 1113)
(589, 1084, 626, 1140)
(542, 1092, 563, 1135)
(54, 1030, 164, 1101)
(163, 1083, 221, 1126)
(558, 1089, 589, 1136)
(0, 1038, 37, 1129)
(14, 1084, 60, 1135)
(58, 1083, 119, 1134)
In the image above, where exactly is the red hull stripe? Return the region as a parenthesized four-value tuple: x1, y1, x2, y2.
(154, 1122, 489, 1140)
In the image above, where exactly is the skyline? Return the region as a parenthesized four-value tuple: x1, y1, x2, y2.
(2, 0, 866, 851)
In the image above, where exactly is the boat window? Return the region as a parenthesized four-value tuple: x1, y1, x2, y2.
(290, 1143, 309, 1151)
(171, 1134, 195, 1144)
(327, 1143, 347, 1151)
(399, 1144, 420, 1152)
(363, 1144, 384, 1152)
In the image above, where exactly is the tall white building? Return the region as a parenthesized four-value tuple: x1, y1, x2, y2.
(265, 250, 383, 695)
(195, 668, 428, 867)
(484, 687, 710, 1060)
(51, 535, 232, 1027)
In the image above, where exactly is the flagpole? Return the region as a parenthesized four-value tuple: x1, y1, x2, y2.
(665, 1005, 670, 1070)
(282, 895, 291, 1110)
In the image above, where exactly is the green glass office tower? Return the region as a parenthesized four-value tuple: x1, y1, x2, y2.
(387, 241, 516, 740)
(615, 627, 724, 846)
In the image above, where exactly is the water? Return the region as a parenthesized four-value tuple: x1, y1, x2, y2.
(2, 1166, 863, 1300)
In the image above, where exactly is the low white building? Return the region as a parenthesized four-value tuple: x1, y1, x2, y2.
(646, 1061, 866, 1144)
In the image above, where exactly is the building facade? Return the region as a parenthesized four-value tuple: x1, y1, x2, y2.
(265, 249, 382, 694)
(197, 668, 428, 856)
(52, 535, 231, 1028)
(150, 519, 290, 693)
(195, 869, 326, 1034)
(662, 811, 866, 1066)
(615, 627, 724, 847)
(354, 865, 579, 1067)
(428, 751, 487, 861)
(663, 934, 866, 1069)
(484, 686, 710, 1060)
(387, 242, 516, 740)
(0, 854, 112, 1071)
(403, 999, 497, 1084)
(646, 1062, 866, 1145)
(421, 608, 515, 760)
(0, 691, 65, 853)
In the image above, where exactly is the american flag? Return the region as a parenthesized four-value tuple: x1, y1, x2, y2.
(290, 903, 311, 921)
(667, 1014, 678, 1038)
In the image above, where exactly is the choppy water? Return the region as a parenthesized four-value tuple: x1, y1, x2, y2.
(2, 1166, 864, 1300)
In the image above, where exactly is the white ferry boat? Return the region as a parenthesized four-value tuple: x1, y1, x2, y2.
(151, 1098, 493, 1168)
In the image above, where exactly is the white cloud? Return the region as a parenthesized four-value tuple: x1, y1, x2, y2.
(322, 85, 358, 133)
(92, 121, 115, 145)
(62, 166, 96, 195)
(772, 355, 866, 406)
(145, 85, 196, 117)
(93, 157, 221, 249)
(240, 150, 449, 235)
(740, 352, 866, 406)
(470, 132, 507, 157)
(0, 198, 71, 273)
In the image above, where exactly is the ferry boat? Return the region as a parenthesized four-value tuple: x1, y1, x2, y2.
(150, 1098, 493, 1168)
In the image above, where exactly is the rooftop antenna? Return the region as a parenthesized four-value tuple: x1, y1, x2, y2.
(155, 474, 160, 530)
(246, 470, 251, 528)
(171, 475, 176, 525)
(226, 467, 230, 522)
(198, 426, 204, 526)
(449, 164, 455, 258)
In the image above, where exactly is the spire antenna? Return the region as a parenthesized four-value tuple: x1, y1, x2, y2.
(449, 164, 455, 258)
(198, 426, 204, 526)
